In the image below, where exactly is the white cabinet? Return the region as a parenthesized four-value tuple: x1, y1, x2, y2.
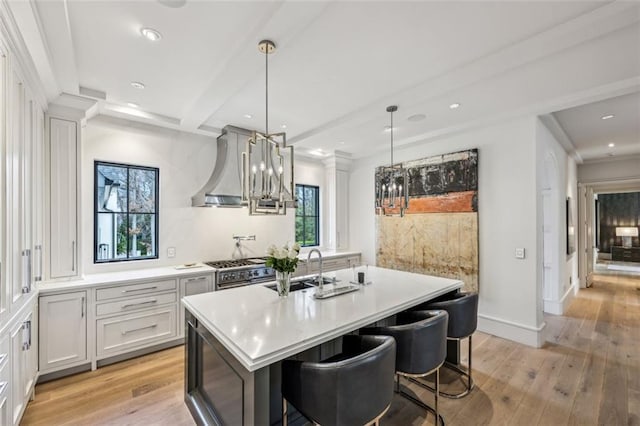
(178, 274, 213, 337)
(48, 117, 78, 279)
(32, 108, 45, 283)
(10, 308, 36, 426)
(39, 292, 87, 373)
(0, 333, 10, 426)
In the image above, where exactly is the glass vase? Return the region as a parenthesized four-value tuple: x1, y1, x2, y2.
(275, 271, 291, 298)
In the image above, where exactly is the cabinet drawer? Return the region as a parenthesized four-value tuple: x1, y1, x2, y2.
(96, 306, 177, 357)
(96, 279, 177, 301)
(96, 292, 176, 316)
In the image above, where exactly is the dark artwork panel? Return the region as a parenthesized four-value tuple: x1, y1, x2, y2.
(598, 192, 640, 253)
(404, 149, 478, 198)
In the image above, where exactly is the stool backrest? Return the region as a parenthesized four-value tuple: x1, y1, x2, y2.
(427, 292, 478, 338)
(362, 310, 448, 376)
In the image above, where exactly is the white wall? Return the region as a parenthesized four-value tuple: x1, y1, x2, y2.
(81, 116, 323, 274)
(349, 117, 544, 346)
(578, 157, 640, 183)
(535, 118, 578, 317)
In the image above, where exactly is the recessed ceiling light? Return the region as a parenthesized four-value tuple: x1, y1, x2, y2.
(340, 141, 345, 145)
(449, 103, 461, 109)
(384, 126, 396, 132)
(130, 81, 145, 89)
(608, 143, 615, 148)
(281, 124, 287, 129)
(407, 114, 426, 122)
(601, 114, 614, 120)
(243, 114, 253, 119)
(309, 149, 329, 157)
(141, 28, 162, 41)
(127, 102, 139, 108)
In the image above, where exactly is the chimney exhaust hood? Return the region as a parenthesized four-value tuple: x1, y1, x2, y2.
(192, 125, 251, 207)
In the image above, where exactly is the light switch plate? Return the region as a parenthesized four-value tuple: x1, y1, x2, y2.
(515, 248, 525, 259)
(167, 247, 176, 258)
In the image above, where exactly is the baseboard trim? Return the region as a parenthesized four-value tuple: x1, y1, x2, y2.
(478, 313, 546, 348)
(543, 282, 577, 315)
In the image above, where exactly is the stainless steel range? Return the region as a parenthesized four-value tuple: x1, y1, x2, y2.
(205, 258, 275, 290)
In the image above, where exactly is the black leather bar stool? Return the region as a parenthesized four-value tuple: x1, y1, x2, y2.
(281, 334, 396, 426)
(415, 292, 478, 399)
(360, 310, 449, 426)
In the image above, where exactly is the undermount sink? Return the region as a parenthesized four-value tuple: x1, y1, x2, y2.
(264, 276, 340, 293)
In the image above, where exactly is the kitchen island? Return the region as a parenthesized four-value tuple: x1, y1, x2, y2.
(182, 266, 462, 425)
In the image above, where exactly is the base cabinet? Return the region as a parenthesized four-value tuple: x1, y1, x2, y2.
(39, 292, 87, 373)
(6, 303, 37, 426)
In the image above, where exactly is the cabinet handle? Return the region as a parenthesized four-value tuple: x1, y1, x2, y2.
(72, 241, 76, 271)
(0, 353, 7, 364)
(21, 250, 31, 293)
(185, 276, 207, 283)
(122, 286, 158, 293)
(0, 381, 7, 395)
(22, 320, 31, 350)
(35, 245, 42, 282)
(121, 299, 157, 309)
(122, 324, 157, 335)
(81, 296, 85, 318)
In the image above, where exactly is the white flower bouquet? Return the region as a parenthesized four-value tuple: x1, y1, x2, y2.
(265, 242, 301, 273)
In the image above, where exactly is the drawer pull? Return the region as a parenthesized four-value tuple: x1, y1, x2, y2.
(0, 353, 7, 364)
(121, 299, 158, 309)
(186, 276, 207, 283)
(0, 381, 7, 395)
(122, 324, 157, 335)
(122, 286, 158, 293)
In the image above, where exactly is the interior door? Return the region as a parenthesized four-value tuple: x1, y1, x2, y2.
(585, 186, 595, 286)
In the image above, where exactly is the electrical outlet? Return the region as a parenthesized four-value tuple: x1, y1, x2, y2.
(167, 247, 176, 258)
(515, 248, 525, 259)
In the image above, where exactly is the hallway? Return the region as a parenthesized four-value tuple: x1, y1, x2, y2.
(22, 272, 640, 425)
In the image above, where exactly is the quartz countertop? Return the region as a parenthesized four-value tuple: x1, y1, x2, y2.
(38, 263, 215, 293)
(182, 266, 462, 372)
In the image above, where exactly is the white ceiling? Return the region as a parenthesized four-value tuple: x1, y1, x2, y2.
(553, 92, 640, 162)
(11, 0, 640, 161)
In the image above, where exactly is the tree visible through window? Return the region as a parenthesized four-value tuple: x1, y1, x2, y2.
(95, 161, 159, 263)
(295, 184, 319, 247)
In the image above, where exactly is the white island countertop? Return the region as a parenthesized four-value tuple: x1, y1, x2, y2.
(182, 266, 462, 372)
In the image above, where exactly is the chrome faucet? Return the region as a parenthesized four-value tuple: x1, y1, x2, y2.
(307, 249, 324, 293)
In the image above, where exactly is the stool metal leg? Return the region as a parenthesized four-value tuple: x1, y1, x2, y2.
(282, 396, 288, 426)
(396, 369, 445, 426)
(411, 335, 475, 399)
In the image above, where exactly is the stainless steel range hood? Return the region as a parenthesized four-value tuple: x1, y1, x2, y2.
(192, 125, 251, 207)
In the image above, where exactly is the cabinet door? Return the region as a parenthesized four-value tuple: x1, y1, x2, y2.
(49, 118, 78, 278)
(39, 292, 87, 372)
(179, 275, 212, 337)
(0, 46, 6, 318)
(32, 107, 45, 282)
(8, 69, 25, 308)
(21, 312, 36, 401)
(10, 320, 24, 425)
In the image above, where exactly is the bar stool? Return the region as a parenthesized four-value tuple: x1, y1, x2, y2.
(416, 292, 478, 399)
(281, 334, 396, 426)
(360, 310, 449, 426)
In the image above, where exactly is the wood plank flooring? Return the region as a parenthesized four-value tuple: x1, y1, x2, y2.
(21, 272, 640, 426)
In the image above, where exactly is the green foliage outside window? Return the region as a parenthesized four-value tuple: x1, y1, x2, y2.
(295, 184, 319, 247)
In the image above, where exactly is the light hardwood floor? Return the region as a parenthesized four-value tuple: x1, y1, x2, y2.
(22, 272, 639, 426)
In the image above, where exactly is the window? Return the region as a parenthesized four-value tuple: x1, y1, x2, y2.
(94, 161, 159, 263)
(295, 184, 320, 247)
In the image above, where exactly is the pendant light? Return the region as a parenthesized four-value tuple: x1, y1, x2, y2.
(375, 105, 408, 216)
(243, 40, 295, 215)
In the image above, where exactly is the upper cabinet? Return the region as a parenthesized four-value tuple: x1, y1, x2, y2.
(48, 117, 79, 279)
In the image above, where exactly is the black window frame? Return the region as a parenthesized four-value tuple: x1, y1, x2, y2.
(94, 161, 160, 263)
(295, 184, 320, 247)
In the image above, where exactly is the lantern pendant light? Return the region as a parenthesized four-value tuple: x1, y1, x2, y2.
(243, 39, 295, 215)
(375, 105, 408, 216)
